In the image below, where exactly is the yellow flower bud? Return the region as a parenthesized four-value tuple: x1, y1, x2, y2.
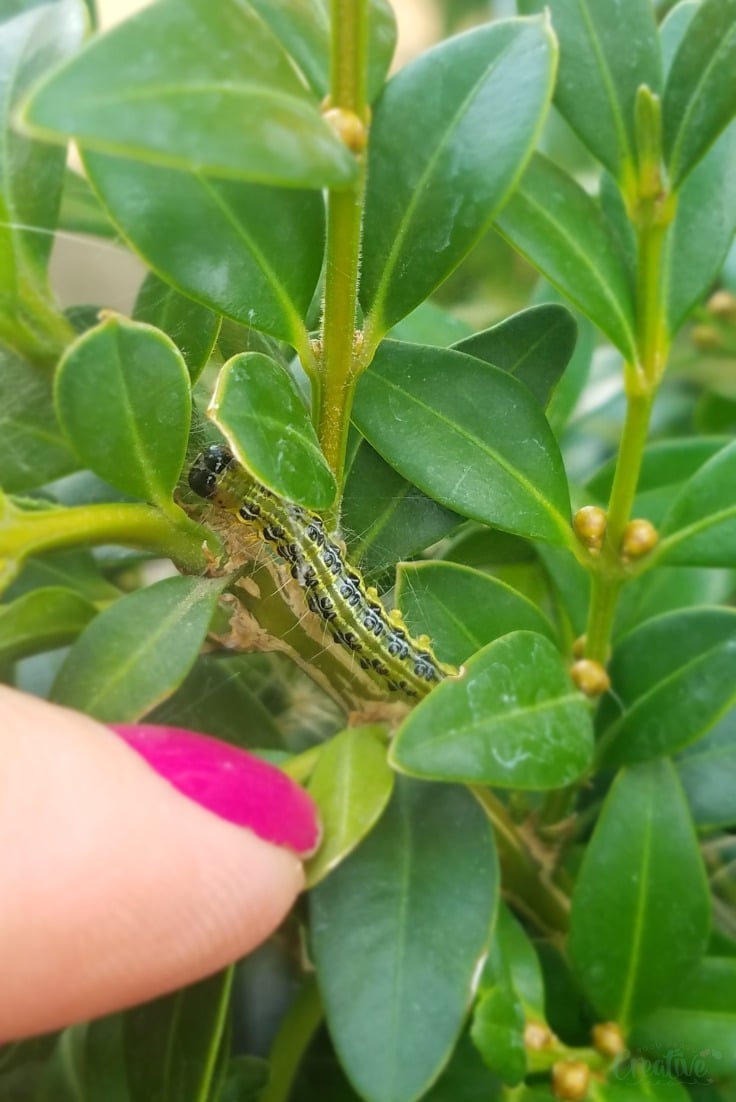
(524, 1021, 556, 1050)
(322, 107, 367, 153)
(570, 659, 611, 697)
(592, 1021, 626, 1058)
(691, 324, 722, 350)
(621, 518, 659, 560)
(552, 1060, 590, 1100)
(573, 506, 607, 552)
(707, 289, 736, 319)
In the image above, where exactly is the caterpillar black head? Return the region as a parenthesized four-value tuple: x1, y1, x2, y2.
(189, 444, 235, 499)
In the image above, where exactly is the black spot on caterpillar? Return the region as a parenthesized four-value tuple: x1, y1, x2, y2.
(189, 444, 454, 700)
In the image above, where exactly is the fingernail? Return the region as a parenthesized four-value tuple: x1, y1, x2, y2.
(110, 725, 320, 857)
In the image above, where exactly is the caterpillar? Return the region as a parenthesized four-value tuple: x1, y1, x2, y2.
(189, 444, 454, 701)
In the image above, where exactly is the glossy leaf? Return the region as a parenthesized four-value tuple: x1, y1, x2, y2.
(658, 439, 736, 567)
(470, 987, 525, 1085)
(311, 778, 498, 1102)
(133, 272, 220, 383)
(58, 166, 117, 238)
(82, 152, 323, 346)
(590, 1076, 690, 1101)
(664, 121, 736, 335)
(0, 586, 96, 663)
(519, 0, 662, 182)
(453, 304, 577, 409)
(124, 970, 232, 1102)
(396, 561, 555, 668)
(306, 725, 394, 887)
(569, 759, 710, 1028)
(360, 16, 555, 335)
(55, 316, 191, 506)
(0, 345, 76, 492)
(245, 0, 396, 104)
(0, 0, 85, 353)
(663, 0, 736, 186)
(352, 341, 572, 545)
(342, 440, 461, 577)
(209, 352, 336, 510)
(392, 632, 593, 789)
(421, 1030, 504, 1102)
(21, 0, 356, 189)
(676, 708, 736, 829)
(496, 153, 637, 360)
(599, 608, 736, 766)
(631, 958, 736, 1080)
(50, 575, 224, 721)
(490, 904, 546, 1020)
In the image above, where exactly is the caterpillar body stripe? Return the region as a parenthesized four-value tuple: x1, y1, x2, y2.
(189, 445, 454, 701)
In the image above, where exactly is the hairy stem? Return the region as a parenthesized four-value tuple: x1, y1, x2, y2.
(318, 0, 369, 496)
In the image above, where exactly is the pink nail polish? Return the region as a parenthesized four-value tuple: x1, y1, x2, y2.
(110, 725, 320, 857)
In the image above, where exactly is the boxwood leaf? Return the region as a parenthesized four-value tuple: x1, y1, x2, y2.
(0, 586, 96, 664)
(396, 561, 555, 667)
(58, 166, 117, 239)
(208, 352, 336, 510)
(133, 272, 220, 383)
(311, 777, 499, 1102)
(453, 304, 577, 409)
(391, 632, 593, 789)
(518, 0, 662, 183)
(658, 439, 736, 567)
(663, 0, 736, 187)
(599, 608, 736, 767)
(50, 574, 224, 721)
(342, 440, 461, 577)
(676, 708, 736, 830)
(569, 759, 710, 1028)
(352, 341, 572, 546)
(496, 153, 637, 361)
(306, 725, 394, 888)
(124, 970, 232, 1102)
(470, 987, 526, 1085)
(0, 345, 76, 492)
(55, 316, 191, 507)
(20, 0, 357, 189)
(360, 16, 556, 336)
(82, 151, 324, 347)
(631, 958, 736, 1080)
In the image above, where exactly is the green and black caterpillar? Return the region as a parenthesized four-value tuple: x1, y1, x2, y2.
(189, 444, 454, 701)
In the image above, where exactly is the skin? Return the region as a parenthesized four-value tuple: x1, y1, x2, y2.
(0, 685, 305, 1041)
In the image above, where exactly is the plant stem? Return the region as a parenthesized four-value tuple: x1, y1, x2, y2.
(260, 978, 323, 1102)
(318, 0, 369, 494)
(472, 786, 570, 942)
(0, 501, 211, 576)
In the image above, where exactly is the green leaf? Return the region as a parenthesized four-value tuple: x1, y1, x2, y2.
(352, 341, 572, 545)
(220, 1056, 269, 1102)
(0, 0, 85, 356)
(342, 440, 461, 577)
(631, 958, 736, 1080)
(133, 272, 219, 383)
(208, 352, 336, 510)
(0, 344, 76, 492)
(0, 586, 96, 663)
(55, 316, 191, 507)
(244, 0, 396, 104)
(392, 632, 593, 789)
(421, 1030, 504, 1102)
(676, 708, 736, 829)
(569, 759, 710, 1028)
(58, 166, 117, 238)
(360, 16, 556, 335)
(519, 0, 662, 182)
(490, 904, 546, 1020)
(20, 0, 357, 189)
(664, 122, 736, 335)
(82, 151, 323, 347)
(124, 970, 232, 1102)
(663, 0, 736, 186)
(598, 608, 736, 766)
(306, 725, 394, 887)
(396, 561, 555, 668)
(590, 1075, 690, 1101)
(453, 304, 577, 410)
(496, 153, 637, 360)
(658, 439, 736, 567)
(50, 574, 224, 721)
(470, 987, 525, 1085)
(311, 777, 499, 1102)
